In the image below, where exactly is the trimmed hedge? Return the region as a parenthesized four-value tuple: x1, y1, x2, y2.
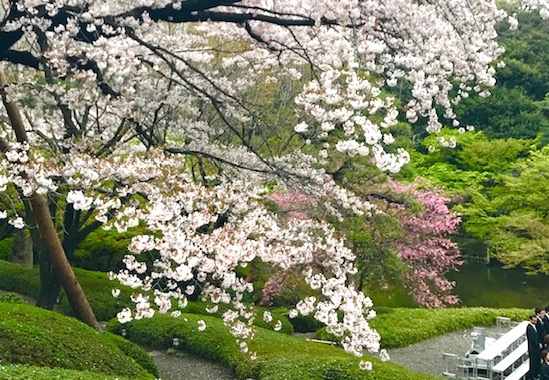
(0, 364, 134, 380)
(0, 259, 295, 335)
(0, 302, 156, 379)
(0, 260, 133, 321)
(107, 313, 437, 380)
(316, 307, 531, 349)
(0, 260, 41, 298)
(371, 307, 530, 348)
(183, 301, 294, 335)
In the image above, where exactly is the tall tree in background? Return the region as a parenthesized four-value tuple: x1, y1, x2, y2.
(456, 10, 549, 140)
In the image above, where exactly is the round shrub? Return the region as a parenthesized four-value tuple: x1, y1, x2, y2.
(0, 364, 135, 380)
(59, 268, 134, 321)
(0, 260, 40, 298)
(0, 302, 156, 379)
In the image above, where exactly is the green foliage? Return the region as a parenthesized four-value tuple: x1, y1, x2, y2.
(0, 302, 155, 379)
(0, 238, 12, 261)
(496, 11, 549, 101)
(454, 11, 549, 141)
(369, 307, 530, 348)
(456, 135, 534, 173)
(407, 130, 549, 274)
(413, 129, 535, 174)
(0, 260, 133, 321)
(0, 260, 41, 298)
(0, 291, 27, 304)
(0, 364, 134, 380)
(333, 212, 405, 295)
(408, 130, 536, 197)
(74, 228, 134, 272)
(451, 146, 549, 272)
(456, 86, 549, 140)
(60, 268, 134, 321)
(182, 301, 294, 335)
(107, 312, 437, 380)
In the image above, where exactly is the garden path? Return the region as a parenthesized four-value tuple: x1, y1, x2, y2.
(387, 327, 502, 378)
(148, 328, 504, 380)
(148, 349, 236, 380)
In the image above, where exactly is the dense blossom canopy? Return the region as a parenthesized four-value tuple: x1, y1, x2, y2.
(0, 0, 547, 362)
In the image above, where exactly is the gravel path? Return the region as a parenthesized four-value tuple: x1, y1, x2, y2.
(387, 327, 503, 378)
(148, 328, 506, 380)
(148, 349, 237, 380)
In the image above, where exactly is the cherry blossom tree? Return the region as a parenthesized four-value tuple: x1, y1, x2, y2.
(386, 180, 462, 308)
(0, 0, 546, 364)
(264, 183, 462, 308)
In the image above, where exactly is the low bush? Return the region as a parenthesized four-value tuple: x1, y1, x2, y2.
(0, 260, 40, 298)
(107, 313, 437, 380)
(0, 291, 27, 304)
(0, 238, 12, 261)
(183, 301, 294, 335)
(0, 259, 294, 331)
(370, 307, 530, 348)
(0, 260, 132, 321)
(316, 307, 531, 349)
(0, 364, 134, 380)
(0, 302, 156, 379)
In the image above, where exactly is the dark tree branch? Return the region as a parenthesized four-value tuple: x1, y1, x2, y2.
(0, 49, 41, 69)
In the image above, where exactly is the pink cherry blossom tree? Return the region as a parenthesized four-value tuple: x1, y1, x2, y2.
(265, 184, 462, 308)
(386, 180, 462, 307)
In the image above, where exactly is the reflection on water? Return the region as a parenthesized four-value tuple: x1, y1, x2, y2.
(369, 260, 549, 309)
(447, 260, 549, 309)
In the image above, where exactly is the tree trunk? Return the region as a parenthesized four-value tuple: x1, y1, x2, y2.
(36, 237, 79, 309)
(30, 192, 98, 327)
(36, 251, 62, 309)
(0, 67, 99, 329)
(26, 203, 59, 309)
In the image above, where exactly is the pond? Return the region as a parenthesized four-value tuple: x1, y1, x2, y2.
(368, 260, 549, 309)
(448, 260, 549, 309)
